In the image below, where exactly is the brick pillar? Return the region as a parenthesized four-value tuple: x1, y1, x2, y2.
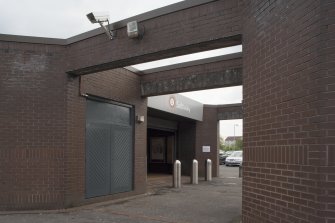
(195, 106, 219, 177)
(242, 0, 335, 222)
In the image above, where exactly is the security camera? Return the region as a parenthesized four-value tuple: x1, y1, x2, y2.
(86, 12, 110, 23)
(86, 11, 114, 39)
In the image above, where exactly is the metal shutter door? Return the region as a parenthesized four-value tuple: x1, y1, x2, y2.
(110, 125, 133, 194)
(85, 123, 110, 198)
(85, 99, 133, 198)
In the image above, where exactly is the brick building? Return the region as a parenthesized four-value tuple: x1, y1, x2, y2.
(0, 0, 334, 222)
(225, 136, 243, 146)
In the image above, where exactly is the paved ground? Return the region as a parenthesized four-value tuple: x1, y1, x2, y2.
(0, 166, 242, 223)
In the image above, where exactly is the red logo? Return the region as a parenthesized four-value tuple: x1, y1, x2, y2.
(169, 96, 176, 108)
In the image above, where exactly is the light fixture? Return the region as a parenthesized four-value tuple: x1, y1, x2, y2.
(136, 115, 145, 123)
(86, 12, 114, 39)
(127, 21, 139, 38)
(234, 124, 239, 138)
(127, 21, 144, 39)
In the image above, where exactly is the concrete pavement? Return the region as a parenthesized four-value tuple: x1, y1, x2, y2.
(0, 166, 242, 223)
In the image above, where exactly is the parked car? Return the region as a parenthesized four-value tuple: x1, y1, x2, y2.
(219, 152, 227, 165)
(219, 151, 233, 165)
(225, 150, 243, 166)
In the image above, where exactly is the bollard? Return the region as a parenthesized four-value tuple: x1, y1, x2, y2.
(239, 165, 242, 178)
(173, 160, 181, 188)
(191, 159, 198, 184)
(205, 159, 212, 181)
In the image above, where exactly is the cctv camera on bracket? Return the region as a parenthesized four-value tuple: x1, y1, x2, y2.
(87, 12, 115, 39)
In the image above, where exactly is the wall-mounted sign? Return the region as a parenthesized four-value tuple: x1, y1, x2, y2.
(148, 94, 203, 121)
(202, 146, 210, 153)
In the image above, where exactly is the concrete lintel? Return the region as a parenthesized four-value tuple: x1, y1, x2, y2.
(135, 52, 242, 75)
(141, 66, 242, 97)
(217, 103, 243, 120)
(67, 35, 242, 76)
(0, 33, 66, 45)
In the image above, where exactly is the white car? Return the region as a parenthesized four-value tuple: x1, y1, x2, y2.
(225, 151, 243, 166)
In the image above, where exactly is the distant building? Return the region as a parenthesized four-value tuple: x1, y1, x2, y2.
(225, 136, 243, 146)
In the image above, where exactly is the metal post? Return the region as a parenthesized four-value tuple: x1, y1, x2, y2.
(234, 125, 236, 138)
(239, 165, 243, 178)
(173, 160, 181, 188)
(205, 159, 212, 181)
(234, 123, 239, 141)
(191, 159, 198, 184)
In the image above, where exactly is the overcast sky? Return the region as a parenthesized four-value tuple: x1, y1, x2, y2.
(0, 0, 243, 138)
(0, 0, 183, 38)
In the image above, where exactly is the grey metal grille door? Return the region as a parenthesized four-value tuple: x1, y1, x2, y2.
(86, 124, 110, 198)
(86, 99, 133, 198)
(110, 125, 133, 194)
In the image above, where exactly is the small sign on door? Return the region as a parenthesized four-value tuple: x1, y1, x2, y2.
(202, 146, 210, 153)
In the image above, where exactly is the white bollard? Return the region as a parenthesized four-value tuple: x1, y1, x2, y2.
(191, 159, 198, 184)
(173, 160, 181, 188)
(205, 159, 212, 181)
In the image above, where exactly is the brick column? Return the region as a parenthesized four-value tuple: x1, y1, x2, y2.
(195, 106, 219, 177)
(242, 0, 335, 222)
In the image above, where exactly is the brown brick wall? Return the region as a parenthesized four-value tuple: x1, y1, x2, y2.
(319, 0, 335, 221)
(242, 0, 335, 222)
(0, 40, 147, 209)
(195, 106, 219, 177)
(65, 68, 147, 207)
(178, 122, 196, 176)
(0, 41, 67, 210)
(65, 71, 85, 207)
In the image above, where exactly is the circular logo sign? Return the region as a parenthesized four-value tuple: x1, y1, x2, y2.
(169, 96, 176, 108)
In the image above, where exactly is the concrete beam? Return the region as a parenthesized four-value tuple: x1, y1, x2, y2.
(66, 0, 242, 75)
(136, 52, 242, 75)
(140, 55, 242, 97)
(68, 36, 241, 76)
(217, 103, 243, 120)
